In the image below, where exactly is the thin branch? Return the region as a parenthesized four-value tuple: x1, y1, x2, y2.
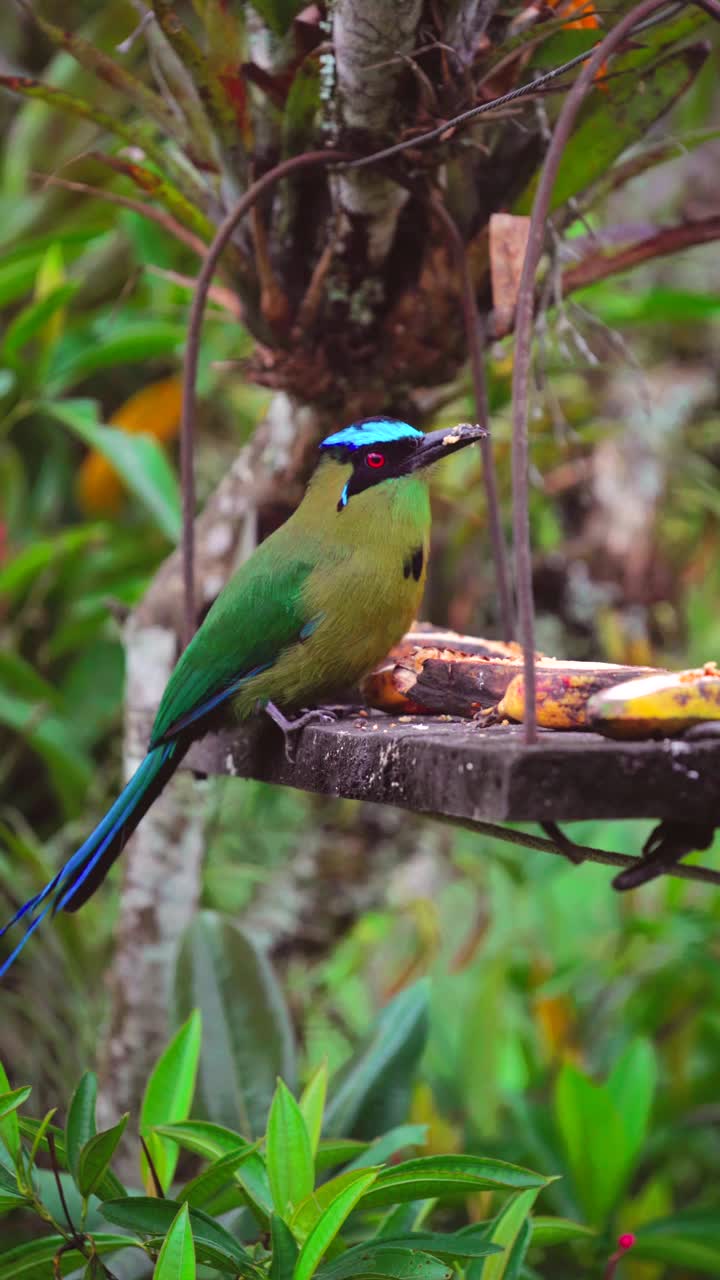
(429, 195, 514, 641)
(340, 45, 604, 172)
(510, 0, 720, 746)
(560, 214, 720, 293)
(434, 813, 720, 887)
(31, 172, 208, 258)
(179, 150, 352, 648)
(140, 1135, 165, 1198)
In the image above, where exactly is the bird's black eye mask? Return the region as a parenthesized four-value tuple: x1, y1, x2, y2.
(328, 440, 421, 512)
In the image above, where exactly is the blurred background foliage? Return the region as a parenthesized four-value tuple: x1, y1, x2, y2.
(0, 1, 720, 1276)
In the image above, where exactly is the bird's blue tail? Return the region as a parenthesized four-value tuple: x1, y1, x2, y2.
(0, 741, 180, 977)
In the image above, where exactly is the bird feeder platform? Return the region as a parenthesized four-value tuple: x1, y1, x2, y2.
(182, 713, 720, 826)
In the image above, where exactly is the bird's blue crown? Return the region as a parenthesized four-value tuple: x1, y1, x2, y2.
(320, 417, 422, 452)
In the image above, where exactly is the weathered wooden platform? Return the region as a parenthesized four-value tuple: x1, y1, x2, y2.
(182, 713, 720, 824)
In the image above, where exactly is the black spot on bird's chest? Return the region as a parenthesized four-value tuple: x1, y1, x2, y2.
(403, 545, 424, 581)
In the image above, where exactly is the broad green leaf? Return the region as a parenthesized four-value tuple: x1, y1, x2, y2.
(0, 652, 60, 707)
(554, 1064, 627, 1226)
(66, 1072, 97, 1179)
(100, 1197, 264, 1276)
(294, 1170, 379, 1280)
(140, 1009, 201, 1193)
(2, 283, 77, 362)
(0, 1065, 23, 1165)
(344, 1125, 428, 1172)
(0, 1233, 132, 1279)
(177, 1142, 261, 1210)
(480, 1188, 539, 1280)
(607, 1039, 657, 1181)
(77, 1114, 128, 1198)
(359, 1156, 549, 1209)
(516, 44, 709, 213)
(374, 1230, 501, 1262)
(47, 320, 184, 388)
(18, 1117, 126, 1200)
(155, 1202, 196, 1280)
(324, 982, 429, 1139)
(317, 1246, 452, 1280)
(530, 1217, 596, 1245)
(271, 1213, 299, 1280)
(152, 1119, 249, 1161)
(315, 1139, 369, 1172)
(300, 1063, 328, 1158)
(267, 1080, 314, 1218)
(292, 1168, 381, 1240)
(28, 1109, 58, 1172)
(44, 399, 181, 541)
(632, 1210, 720, 1274)
(173, 913, 296, 1137)
(153, 1119, 273, 1221)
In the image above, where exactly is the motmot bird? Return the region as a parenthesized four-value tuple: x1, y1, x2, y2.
(0, 417, 485, 974)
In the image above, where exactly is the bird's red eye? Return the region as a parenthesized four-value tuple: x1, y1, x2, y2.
(367, 451, 385, 469)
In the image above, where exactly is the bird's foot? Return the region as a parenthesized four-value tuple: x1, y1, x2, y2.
(264, 700, 337, 763)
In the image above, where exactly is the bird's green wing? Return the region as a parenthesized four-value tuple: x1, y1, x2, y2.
(150, 545, 316, 745)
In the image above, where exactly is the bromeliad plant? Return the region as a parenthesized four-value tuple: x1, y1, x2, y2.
(0, 1009, 593, 1280)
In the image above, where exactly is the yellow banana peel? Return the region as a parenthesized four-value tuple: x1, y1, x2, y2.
(587, 663, 720, 739)
(496, 663, 657, 730)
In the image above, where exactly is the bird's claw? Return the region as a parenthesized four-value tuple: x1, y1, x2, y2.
(264, 701, 337, 763)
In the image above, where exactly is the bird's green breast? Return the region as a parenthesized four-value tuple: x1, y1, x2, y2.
(232, 464, 431, 714)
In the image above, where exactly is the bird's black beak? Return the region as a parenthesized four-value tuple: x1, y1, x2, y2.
(407, 422, 488, 472)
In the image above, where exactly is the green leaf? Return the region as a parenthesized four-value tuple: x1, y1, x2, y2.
(292, 1168, 380, 1240)
(300, 1063, 328, 1158)
(18, 1117, 126, 1200)
(2, 283, 77, 363)
(0, 1233, 132, 1279)
(324, 982, 429, 1139)
(77, 1113, 128, 1198)
(359, 1156, 549, 1209)
(177, 1141, 261, 1210)
(317, 1246, 452, 1280)
(153, 1119, 249, 1161)
(43, 399, 181, 541)
(0, 1064, 23, 1165)
(0, 1189, 27, 1215)
(294, 1169, 379, 1280)
(631, 1210, 720, 1275)
(27, 1109, 58, 1173)
(480, 1188, 540, 1280)
(554, 1063, 627, 1226)
(374, 1230, 502, 1262)
(0, 1088, 31, 1126)
(283, 58, 321, 156)
(66, 1072, 97, 1180)
(140, 1009, 201, 1193)
(100, 1197, 264, 1276)
(267, 1080, 314, 1218)
(271, 1213, 300, 1280)
(315, 1139, 370, 1172)
(155, 1202, 196, 1280)
(343, 1125, 428, 1172)
(530, 1217, 596, 1245)
(152, 1118, 273, 1220)
(48, 319, 184, 387)
(173, 912, 296, 1137)
(607, 1039, 657, 1181)
(516, 43, 709, 213)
